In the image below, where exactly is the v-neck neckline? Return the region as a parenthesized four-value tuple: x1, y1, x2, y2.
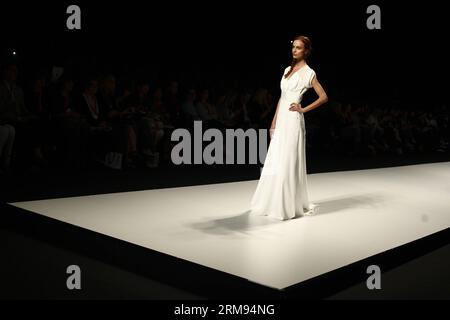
(285, 64, 308, 81)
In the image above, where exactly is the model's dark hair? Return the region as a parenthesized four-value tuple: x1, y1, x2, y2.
(284, 35, 312, 79)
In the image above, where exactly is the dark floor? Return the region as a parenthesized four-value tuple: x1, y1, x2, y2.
(1, 225, 449, 300)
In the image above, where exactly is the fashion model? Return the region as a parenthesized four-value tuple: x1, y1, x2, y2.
(250, 35, 328, 220)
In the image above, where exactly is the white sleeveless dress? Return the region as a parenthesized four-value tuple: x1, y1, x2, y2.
(250, 64, 319, 220)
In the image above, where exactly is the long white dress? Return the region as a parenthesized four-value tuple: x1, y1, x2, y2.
(250, 64, 319, 220)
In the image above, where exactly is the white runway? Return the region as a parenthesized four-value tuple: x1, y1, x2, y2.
(8, 162, 450, 290)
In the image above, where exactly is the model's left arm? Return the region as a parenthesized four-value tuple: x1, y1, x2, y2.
(302, 74, 328, 113)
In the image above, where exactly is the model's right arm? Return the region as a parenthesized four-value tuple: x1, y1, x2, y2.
(271, 97, 281, 129)
(270, 97, 281, 138)
(271, 67, 288, 136)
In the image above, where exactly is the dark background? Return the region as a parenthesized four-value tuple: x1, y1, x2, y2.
(1, 0, 448, 106)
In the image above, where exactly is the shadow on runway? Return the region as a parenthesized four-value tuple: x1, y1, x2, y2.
(189, 192, 388, 235)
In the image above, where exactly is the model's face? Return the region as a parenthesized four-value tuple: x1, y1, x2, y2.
(292, 40, 306, 60)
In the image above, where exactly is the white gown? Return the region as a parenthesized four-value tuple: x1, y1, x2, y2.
(250, 64, 319, 220)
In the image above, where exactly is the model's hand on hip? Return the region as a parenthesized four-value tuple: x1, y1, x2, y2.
(289, 102, 304, 113)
